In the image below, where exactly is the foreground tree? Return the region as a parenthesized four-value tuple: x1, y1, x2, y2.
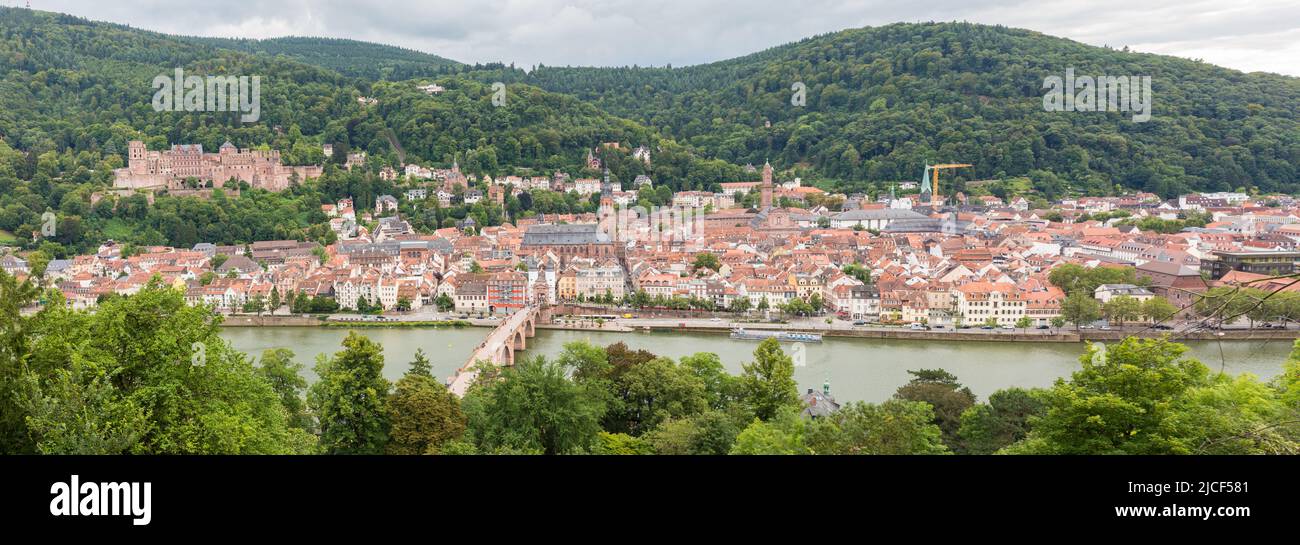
(464, 356, 605, 454)
(0, 271, 39, 452)
(21, 278, 310, 454)
(257, 348, 314, 432)
(309, 332, 392, 454)
(592, 432, 654, 454)
(1006, 337, 1213, 454)
(679, 352, 740, 411)
(646, 411, 742, 455)
(408, 348, 433, 377)
(739, 338, 800, 421)
(616, 357, 709, 435)
(957, 388, 1047, 454)
(729, 408, 811, 454)
(387, 370, 466, 455)
(893, 369, 976, 452)
(805, 400, 949, 455)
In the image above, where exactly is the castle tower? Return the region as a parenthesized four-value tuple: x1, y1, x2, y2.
(128, 140, 147, 174)
(760, 160, 774, 210)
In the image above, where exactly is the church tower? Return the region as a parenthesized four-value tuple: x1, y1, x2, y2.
(760, 160, 774, 210)
(598, 168, 616, 243)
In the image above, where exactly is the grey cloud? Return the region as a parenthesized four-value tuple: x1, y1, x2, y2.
(41, 0, 1300, 75)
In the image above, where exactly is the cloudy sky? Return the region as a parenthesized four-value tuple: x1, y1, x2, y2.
(37, 0, 1300, 76)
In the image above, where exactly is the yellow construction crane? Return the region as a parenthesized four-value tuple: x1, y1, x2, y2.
(923, 163, 973, 206)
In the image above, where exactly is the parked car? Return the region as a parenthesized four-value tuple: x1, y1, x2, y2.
(852, 320, 868, 326)
(909, 323, 926, 330)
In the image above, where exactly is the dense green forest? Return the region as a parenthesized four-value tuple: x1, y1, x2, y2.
(2, 272, 1297, 454)
(473, 22, 1300, 197)
(182, 36, 462, 80)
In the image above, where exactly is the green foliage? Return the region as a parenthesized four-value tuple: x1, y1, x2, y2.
(0, 270, 39, 452)
(257, 348, 314, 433)
(185, 36, 461, 80)
(729, 408, 812, 455)
(739, 338, 800, 421)
(308, 332, 392, 454)
(1061, 290, 1102, 327)
(893, 369, 976, 451)
(408, 348, 432, 378)
(679, 352, 741, 411)
(476, 23, 1300, 197)
(842, 263, 872, 284)
(805, 400, 950, 455)
(463, 356, 605, 454)
(1102, 295, 1143, 325)
(613, 357, 709, 435)
(1167, 374, 1297, 454)
(1007, 337, 1219, 454)
(565, 341, 709, 436)
(1142, 297, 1179, 324)
(592, 431, 654, 455)
(957, 388, 1048, 455)
(387, 373, 466, 455)
(17, 276, 311, 453)
(1048, 264, 1137, 296)
(645, 411, 742, 455)
(434, 293, 455, 312)
(691, 252, 721, 273)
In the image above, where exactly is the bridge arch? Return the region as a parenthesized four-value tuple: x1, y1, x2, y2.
(513, 328, 527, 351)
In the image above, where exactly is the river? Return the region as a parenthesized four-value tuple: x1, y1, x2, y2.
(220, 326, 1295, 403)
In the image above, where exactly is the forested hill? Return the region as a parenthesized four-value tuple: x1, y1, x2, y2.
(0, 7, 748, 187)
(2, 8, 1297, 199)
(0, 8, 364, 156)
(183, 36, 462, 80)
(471, 22, 1300, 197)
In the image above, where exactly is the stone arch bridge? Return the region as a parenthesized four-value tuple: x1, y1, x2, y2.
(446, 305, 542, 396)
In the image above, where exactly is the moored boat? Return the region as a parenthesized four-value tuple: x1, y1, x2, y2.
(730, 327, 823, 343)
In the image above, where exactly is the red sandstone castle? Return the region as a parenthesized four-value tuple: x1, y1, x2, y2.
(114, 140, 322, 192)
